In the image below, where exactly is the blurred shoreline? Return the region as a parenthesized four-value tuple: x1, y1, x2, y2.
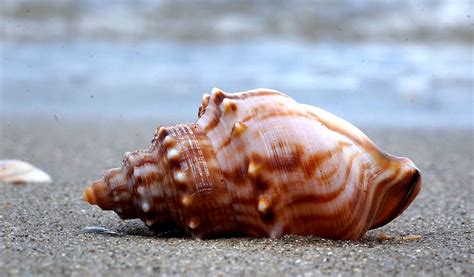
(1, 40, 472, 128)
(1, 0, 472, 128)
(1, 0, 472, 44)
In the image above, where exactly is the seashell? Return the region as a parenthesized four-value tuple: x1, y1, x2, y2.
(0, 159, 52, 184)
(83, 88, 421, 240)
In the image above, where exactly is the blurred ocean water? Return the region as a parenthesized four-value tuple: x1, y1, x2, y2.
(0, 0, 472, 127)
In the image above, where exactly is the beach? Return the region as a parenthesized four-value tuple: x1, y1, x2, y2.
(1, 0, 473, 275)
(0, 118, 472, 276)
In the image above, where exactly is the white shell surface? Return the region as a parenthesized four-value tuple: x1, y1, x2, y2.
(0, 160, 52, 184)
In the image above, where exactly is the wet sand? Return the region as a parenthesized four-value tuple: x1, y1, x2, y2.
(0, 118, 472, 276)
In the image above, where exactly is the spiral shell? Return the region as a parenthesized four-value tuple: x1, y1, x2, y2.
(83, 88, 421, 240)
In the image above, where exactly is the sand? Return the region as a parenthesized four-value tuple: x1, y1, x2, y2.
(0, 118, 472, 276)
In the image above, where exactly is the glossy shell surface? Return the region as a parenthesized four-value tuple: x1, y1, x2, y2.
(83, 88, 421, 240)
(0, 160, 52, 184)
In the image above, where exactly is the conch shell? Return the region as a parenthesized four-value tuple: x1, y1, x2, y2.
(83, 88, 421, 240)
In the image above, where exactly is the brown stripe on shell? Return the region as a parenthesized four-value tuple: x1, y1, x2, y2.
(234, 205, 271, 232)
(212, 105, 318, 157)
(212, 89, 226, 105)
(203, 107, 222, 133)
(247, 146, 304, 176)
(272, 151, 361, 214)
(369, 167, 419, 229)
(247, 149, 361, 238)
(365, 166, 403, 230)
(216, 122, 248, 151)
(238, 220, 269, 237)
(242, 106, 315, 124)
(221, 165, 249, 187)
(334, 161, 371, 239)
(330, 155, 386, 239)
(270, 150, 366, 239)
(164, 124, 238, 237)
(200, 89, 226, 133)
(304, 107, 394, 168)
(198, 93, 211, 118)
(284, 167, 366, 240)
(202, 88, 290, 133)
(303, 149, 335, 179)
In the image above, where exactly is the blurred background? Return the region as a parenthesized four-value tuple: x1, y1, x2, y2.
(0, 0, 472, 127)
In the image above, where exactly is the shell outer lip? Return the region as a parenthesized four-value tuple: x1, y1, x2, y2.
(370, 169, 422, 229)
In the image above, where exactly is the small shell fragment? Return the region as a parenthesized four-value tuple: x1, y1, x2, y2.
(377, 232, 392, 241)
(80, 226, 121, 236)
(401, 234, 422, 241)
(0, 160, 52, 184)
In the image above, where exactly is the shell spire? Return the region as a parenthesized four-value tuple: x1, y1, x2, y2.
(83, 88, 422, 240)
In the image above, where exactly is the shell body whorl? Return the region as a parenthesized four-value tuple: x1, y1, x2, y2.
(83, 88, 422, 240)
